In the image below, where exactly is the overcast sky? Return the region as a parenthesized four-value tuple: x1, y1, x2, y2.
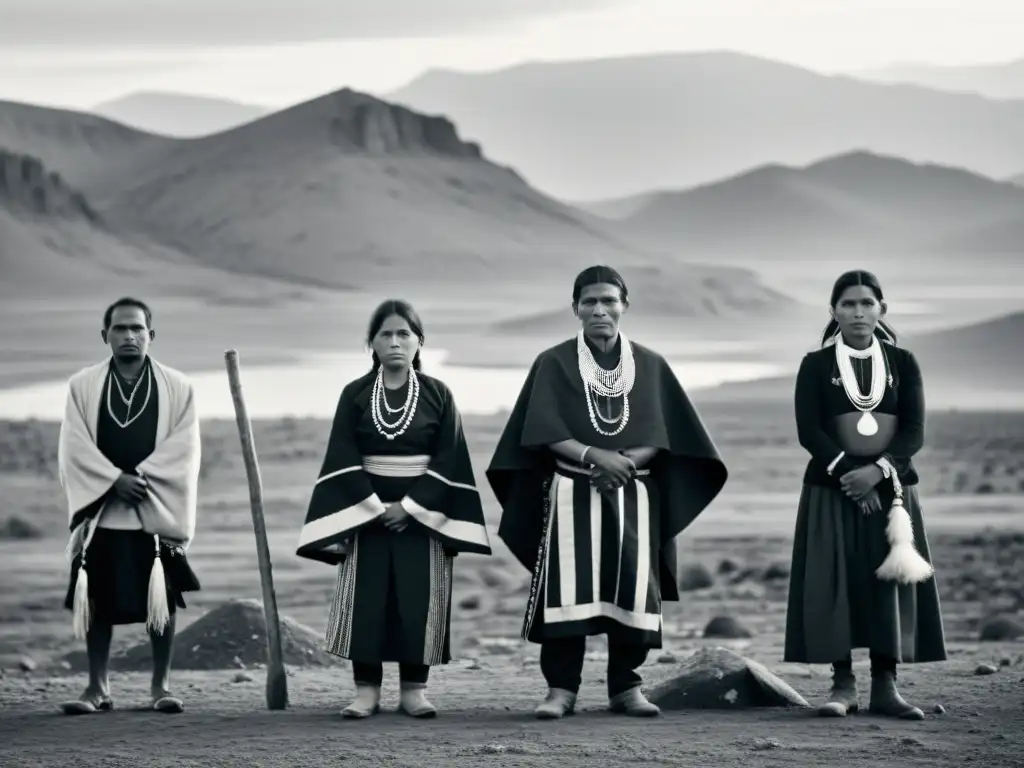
(2, 0, 1022, 109)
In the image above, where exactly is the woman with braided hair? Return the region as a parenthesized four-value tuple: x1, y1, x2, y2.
(784, 269, 946, 720)
(297, 299, 491, 719)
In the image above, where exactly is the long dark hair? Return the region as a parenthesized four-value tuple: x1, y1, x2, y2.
(819, 270, 898, 348)
(571, 265, 629, 306)
(366, 299, 424, 372)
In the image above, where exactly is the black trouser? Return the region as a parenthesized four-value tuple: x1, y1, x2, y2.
(540, 636, 649, 697)
(833, 653, 898, 679)
(352, 662, 429, 686)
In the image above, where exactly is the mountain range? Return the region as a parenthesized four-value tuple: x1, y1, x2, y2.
(2, 65, 1015, 399)
(387, 51, 1024, 201)
(594, 151, 1024, 260)
(0, 88, 791, 340)
(858, 58, 1024, 101)
(92, 92, 271, 137)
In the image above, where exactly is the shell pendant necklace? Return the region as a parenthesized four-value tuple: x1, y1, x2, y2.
(834, 335, 886, 436)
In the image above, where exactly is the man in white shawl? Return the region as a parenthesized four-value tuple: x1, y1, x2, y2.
(58, 297, 202, 716)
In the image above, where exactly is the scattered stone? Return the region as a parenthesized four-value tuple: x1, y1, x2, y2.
(458, 593, 482, 611)
(0, 516, 44, 540)
(61, 599, 346, 672)
(717, 558, 739, 575)
(729, 567, 762, 585)
(656, 652, 677, 664)
(18, 656, 36, 672)
(678, 563, 715, 591)
(752, 738, 783, 751)
(233, 656, 246, 669)
(974, 663, 998, 676)
(646, 647, 810, 710)
(703, 615, 753, 639)
(978, 615, 1024, 641)
(898, 736, 926, 748)
(232, 671, 253, 683)
(761, 562, 790, 582)
(1000, 657, 1012, 667)
(933, 704, 946, 714)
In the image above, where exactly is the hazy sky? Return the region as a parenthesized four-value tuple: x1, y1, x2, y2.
(2, 0, 1022, 109)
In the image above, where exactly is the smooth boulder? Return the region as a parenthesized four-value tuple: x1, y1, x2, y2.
(646, 647, 810, 710)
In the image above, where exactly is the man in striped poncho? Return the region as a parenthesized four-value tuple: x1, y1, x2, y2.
(487, 265, 728, 719)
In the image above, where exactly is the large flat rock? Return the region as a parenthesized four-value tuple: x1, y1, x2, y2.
(646, 647, 810, 709)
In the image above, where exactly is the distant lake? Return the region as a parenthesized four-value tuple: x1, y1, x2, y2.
(0, 350, 783, 420)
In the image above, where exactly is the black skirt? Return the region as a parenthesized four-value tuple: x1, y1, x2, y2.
(64, 528, 201, 626)
(783, 484, 946, 664)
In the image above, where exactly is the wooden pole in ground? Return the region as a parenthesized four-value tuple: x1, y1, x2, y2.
(224, 349, 288, 711)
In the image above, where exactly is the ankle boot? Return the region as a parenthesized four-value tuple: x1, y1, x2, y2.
(534, 688, 577, 719)
(608, 686, 660, 717)
(819, 667, 859, 717)
(869, 670, 924, 720)
(341, 683, 381, 718)
(399, 681, 437, 718)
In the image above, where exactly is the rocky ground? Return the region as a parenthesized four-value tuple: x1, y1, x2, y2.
(1, 410, 1022, 766)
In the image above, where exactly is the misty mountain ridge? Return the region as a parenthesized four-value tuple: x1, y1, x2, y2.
(611, 150, 1024, 259)
(0, 98, 167, 190)
(388, 50, 1024, 201)
(0, 88, 786, 324)
(92, 91, 271, 138)
(858, 57, 1024, 101)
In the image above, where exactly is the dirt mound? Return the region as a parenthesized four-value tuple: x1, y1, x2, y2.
(646, 647, 810, 709)
(61, 599, 344, 672)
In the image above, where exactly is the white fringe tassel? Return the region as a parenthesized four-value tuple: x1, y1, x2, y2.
(71, 564, 91, 641)
(146, 535, 171, 634)
(874, 459, 934, 585)
(70, 517, 99, 641)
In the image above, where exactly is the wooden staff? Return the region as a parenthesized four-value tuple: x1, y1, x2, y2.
(224, 349, 288, 711)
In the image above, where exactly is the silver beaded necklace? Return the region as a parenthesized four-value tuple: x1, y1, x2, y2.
(577, 330, 635, 436)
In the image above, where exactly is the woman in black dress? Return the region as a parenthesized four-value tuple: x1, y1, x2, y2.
(784, 270, 946, 720)
(296, 300, 491, 718)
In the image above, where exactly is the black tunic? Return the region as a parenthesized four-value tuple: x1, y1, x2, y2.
(784, 342, 946, 664)
(299, 371, 491, 666)
(795, 344, 924, 488)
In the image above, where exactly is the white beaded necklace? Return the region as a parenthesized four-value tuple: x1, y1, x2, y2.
(577, 330, 635, 436)
(370, 367, 419, 440)
(106, 365, 152, 429)
(834, 335, 886, 436)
